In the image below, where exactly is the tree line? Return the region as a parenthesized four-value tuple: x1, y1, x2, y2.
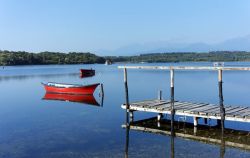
(0, 50, 105, 66)
(108, 51, 250, 63)
(1, 50, 250, 66)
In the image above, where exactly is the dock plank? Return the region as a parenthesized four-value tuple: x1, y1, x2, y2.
(143, 100, 171, 108)
(155, 102, 181, 110)
(198, 106, 219, 115)
(176, 103, 209, 112)
(154, 104, 171, 110)
(160, 102, 196, 111)
(174, 102, 202, 109)
(228, 108, 250, 118)
(213, 106, 241, 116)
(181, 103, 210, 113)
(131, 100, 165, 108)
(225, 107, 247, 114)
(189, 104, 218, 114)
(226, 107, 249, 116)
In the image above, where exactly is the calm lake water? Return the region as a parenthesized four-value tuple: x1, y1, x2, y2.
(0, 62, 250, 158)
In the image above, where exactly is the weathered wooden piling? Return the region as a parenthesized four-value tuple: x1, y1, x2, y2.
(218, 69, 225, 130)
(157, 114, 162, 121)
(157, 90, 163, 122)
(170, 69, 175, 127)
(124, 68, 134, 121)
(129, 111, 134, 122)
(194, 127, 197, 135)
(194, 117, 198, 127)
(158, 90, 162, 100)
(218, 69, 225, 158)
(170, 68, 175, 157)
(170, 69, 174, 109)
(124, 68, 130, 111)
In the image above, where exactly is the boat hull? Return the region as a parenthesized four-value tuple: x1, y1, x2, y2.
(80, 69, 95, 77)
(43, 83, 99, 95)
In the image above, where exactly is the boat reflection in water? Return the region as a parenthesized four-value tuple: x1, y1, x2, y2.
(43, 93, 102, 106)
(123, 116, 250, 158)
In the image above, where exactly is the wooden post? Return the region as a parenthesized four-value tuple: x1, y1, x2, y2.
(124, 68, 130, 111)
(218, 69, 225, 130)
(158, 90, 162, 100)
(170, 69, 174, 107)
(219, 70, 226, 157)
(157, 113, 162, 121)
(157, 121, 161, 127)
(129, 111, 134, 122)
(193, 127, 197, 135)
(170, 69, 175, 124)
(157, 90, 162, 120)
(194, 117, 198, 127)
(129, 111, 133, 118)
(100, 83, 104, 97)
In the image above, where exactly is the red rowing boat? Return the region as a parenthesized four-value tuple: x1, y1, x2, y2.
(42, 82, 99, 95)
(43, 93, 99, 106)
(80, 69, 95, 77)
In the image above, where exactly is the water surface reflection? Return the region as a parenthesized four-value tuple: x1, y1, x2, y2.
(123, 117, 250, 157)
(43, 93, 101, 106)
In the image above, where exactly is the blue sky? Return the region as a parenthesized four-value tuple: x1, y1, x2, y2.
(0, 0, 250, 55)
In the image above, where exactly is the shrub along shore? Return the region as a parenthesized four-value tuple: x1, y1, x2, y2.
(0, 51, 105, 65)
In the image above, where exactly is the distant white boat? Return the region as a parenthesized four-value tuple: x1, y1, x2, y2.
(105, 60, 112, 65)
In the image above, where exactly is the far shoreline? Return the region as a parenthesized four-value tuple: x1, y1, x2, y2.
(2, 61, 250, 68)
(1, 50, 250, 66)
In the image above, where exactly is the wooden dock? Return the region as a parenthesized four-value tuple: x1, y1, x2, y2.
(119, 65, 250, 127)
(121, 99, 250, 123)
(122, 117, 250, 151)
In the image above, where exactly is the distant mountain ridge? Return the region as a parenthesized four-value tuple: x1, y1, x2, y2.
(100, 35, 250, 56)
